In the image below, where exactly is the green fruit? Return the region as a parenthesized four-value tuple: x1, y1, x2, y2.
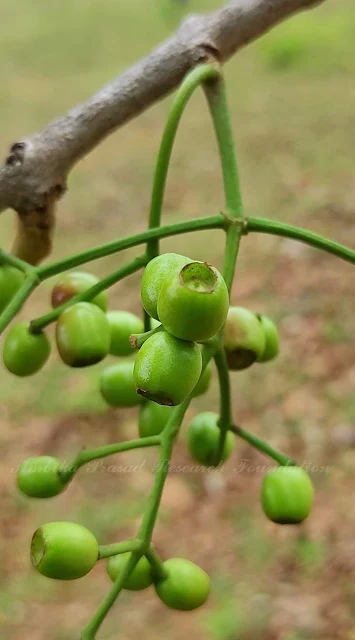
(31, 522, 98, 580)
(141, 253, 191, 320)
(134, 331, 202, 406)
(107, 311, 144, 357)
(100, 360, 143, 407)
(155, 558, 210, 610)
(17, 456, 67, 498)
(107, 553, 153, 590)
(223, 307, 265, 370)
(56, 302, 110, 367)
(51, 271, 108, 311)
(158, 262, 229, 342)
(257, 315, 280, 362)
(138, 402, 174, 437)
(0, 265, 25, 314)
(187, 412, 234, 466)
(192, 362, 212, 398)
(261, 466, 314, 524)
(3, 322, 51, 376)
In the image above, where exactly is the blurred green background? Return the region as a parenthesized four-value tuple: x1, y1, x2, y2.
(1, 0, 355, 638)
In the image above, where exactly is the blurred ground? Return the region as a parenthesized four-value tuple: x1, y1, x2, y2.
(1, 0, 355, 638)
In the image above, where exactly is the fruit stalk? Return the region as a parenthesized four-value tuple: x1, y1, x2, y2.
(230, 424, 295, 467)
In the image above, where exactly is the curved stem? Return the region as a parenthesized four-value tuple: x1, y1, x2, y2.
(98, 539, 143, 560)
(0, 273, 38, 336)
(146, 546, 169, 580)
(130, 324, 163, 349)
(213, 347, 233, 464)
(0, 248, 36, 275)
(230, 424, 295, 467)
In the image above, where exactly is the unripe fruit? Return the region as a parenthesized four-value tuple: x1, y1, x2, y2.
(157, 262, 229, 342)
(134, 331, 202, 406)
(187, 412, 234, 466)
(141, 253, 191, 320)
(154, 558, 210, 610)
(17, 456, 67, 498)
(51, 271, 108, 311)
(56, 302, 110, 367)
(261, 466, 314, 524)
(107, 553, 153, 590)
(107, 311, 144, 357)
(138, 402, 174, 437)
(257, 315, 280, 363)
(223, 306, 265, 370)
(3, 322, 51, 376)
(0, 265, 25, 314)
(31, 522, 98, 580)
(100, 360, 143, 407)
(192, 362, 212, 398)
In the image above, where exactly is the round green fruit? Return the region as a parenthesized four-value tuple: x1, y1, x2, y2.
(0, 265, 25, 314)
(257, 315, 280, 363)
(3, 322, 51, 376)
(192, 362, 212, 398)
(157, 261, 229, 342)
(261, 466, 314, 524)
(138, 402, 174, 437)
(223, 306, 265, 370)
(51, 271, 108, 311)
(107, 311, 144, 357)
(107, 553, 153, 591)
(155, 558, 210, 611)
(141, 253, 191, 320)
(31, 521, 98, 580)
(56, 302, 110, 367)
(187, 412, 234, 466)
(17, 456, 67, 498)
(134, 331, 202, 406)
(100, 360, 143, 407)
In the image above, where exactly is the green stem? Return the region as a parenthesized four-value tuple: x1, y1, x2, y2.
(31, 256, 146, 333)
(213, 347, 233, 464)
(230, 424, 295, 467)
(38, 215, 224, 281)
(0, 248, 36, 275)
(130, 324, 163, 349)
(246, 216, 355, 266)
(98, 539, 143, 560)
(146, 546, 169, 580)
(0, 274, 38, 336)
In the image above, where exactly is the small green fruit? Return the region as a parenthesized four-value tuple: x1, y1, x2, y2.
(100, 360, 143, 407)
(107, 553, 153, 590)
(3, 322, 51, 376)
(56, 302, 110, 367)
(192, 362, 212, 398)
(154, 558, 210, 610)
(261, 466, 314, 524)
(141, 253, 191, 320)
(138, 402, 174, 437)
(0, 265, 25, 314)
(31, 522, 98, 580)
(107, 311, 144, 357)
(134, 331, 202, 406)
(187, 412, 234, 466)
(223, 306, 265, 370)
(51, 271, 108, 311)
(17, 456, 67, 498)
(257, 315, 280, 362)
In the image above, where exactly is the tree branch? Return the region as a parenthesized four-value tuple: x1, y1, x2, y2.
(0, 0, 324, 264)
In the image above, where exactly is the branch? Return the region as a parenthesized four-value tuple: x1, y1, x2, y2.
(0, 0, 324, 263)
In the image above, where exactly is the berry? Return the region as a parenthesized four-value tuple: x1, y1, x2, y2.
(192, 362, 212, 398)
(257, 314, 280, 362)
(3, 322, 51, 376)
(154, 558, 210, 610)
(187, 412, 234, 466)
(141, 253, 191, 320)
(31, 522, 98, 580)
(134, 331, 202, 406)
(261, 466, 314, 524)
(56, 302, 110, 367)
(0, 265, 25, 314)
(51, 271, 108, 311)
(107, 553, 153, 590)
(17, 456, 67, 498)
(107, 311, 144, 357)
(100, 360, 143, 407)
(157, 261, 229, 342)
(138, 402, 174, 437)
(223, 306, 265, 370)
